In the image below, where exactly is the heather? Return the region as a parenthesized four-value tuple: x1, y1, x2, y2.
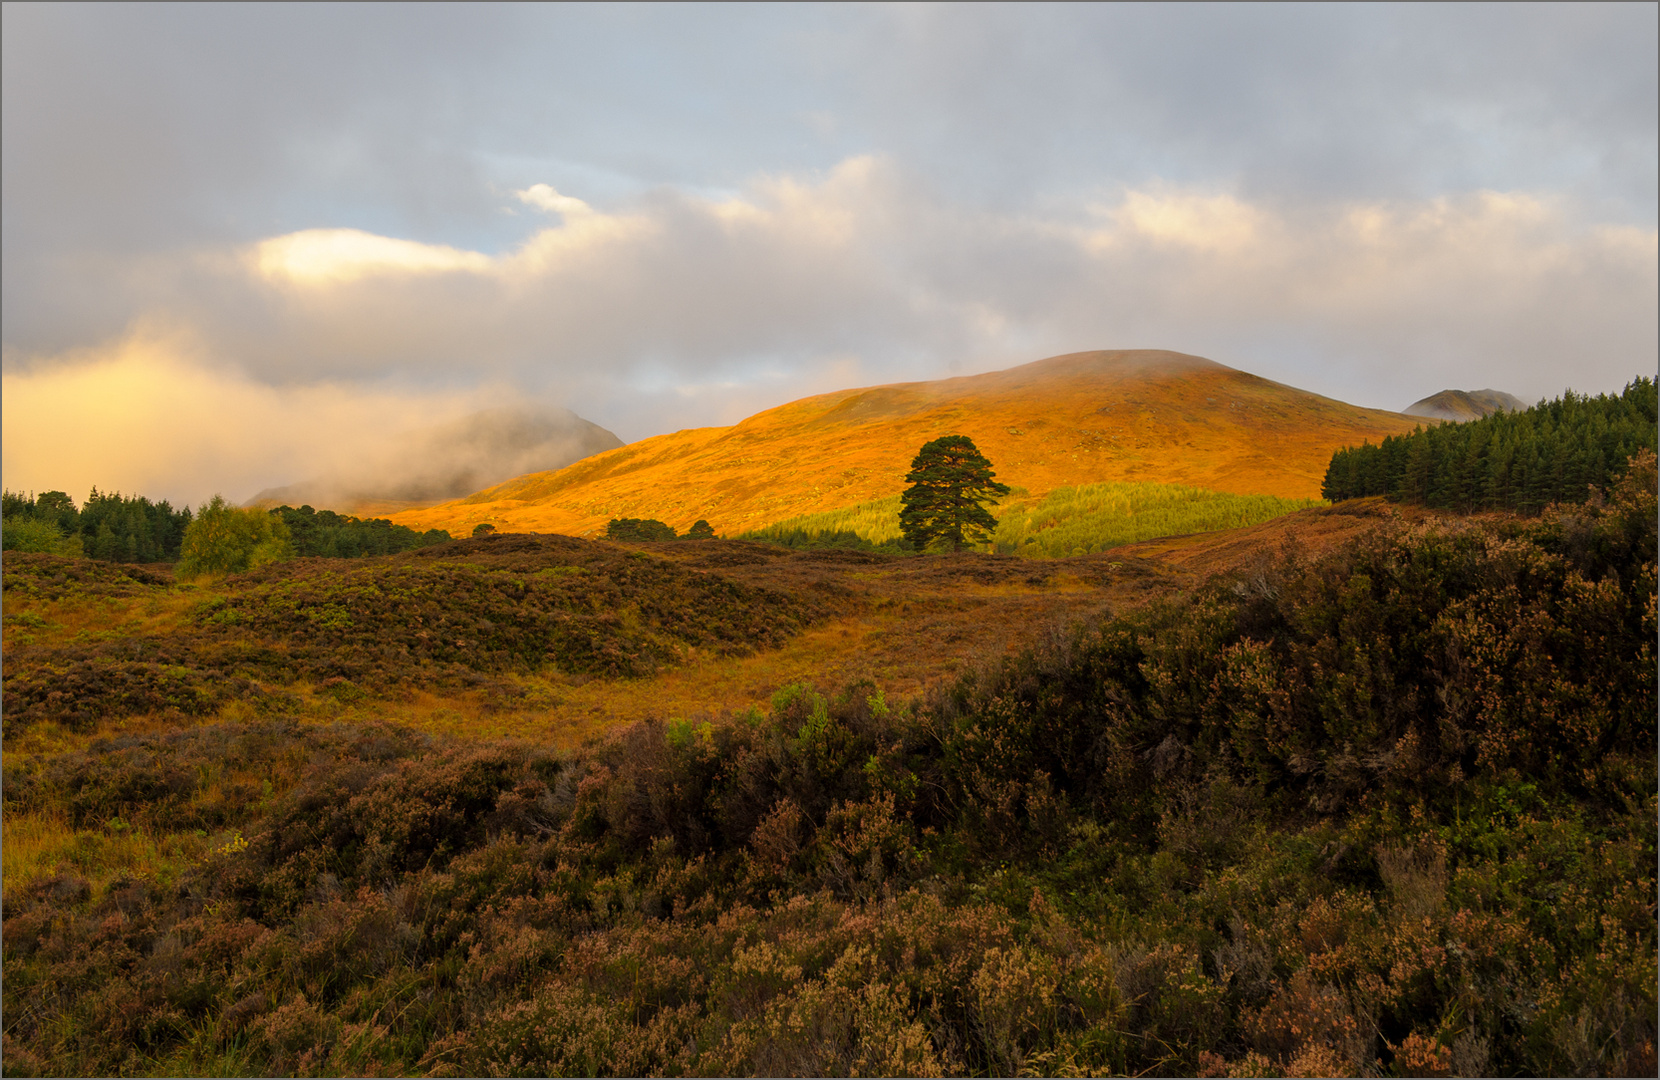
(2, 456, 1652, 1076)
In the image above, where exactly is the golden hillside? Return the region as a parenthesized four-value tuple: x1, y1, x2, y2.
(389, 349, 1425, 537)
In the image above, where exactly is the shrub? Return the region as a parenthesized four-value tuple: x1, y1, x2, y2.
(177, 496, 293, 578)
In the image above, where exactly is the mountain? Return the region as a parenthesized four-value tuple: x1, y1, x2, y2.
(247, 406, 623, 516)
(388, 350, 1426, 538)
(1403, 388, 1528, 422)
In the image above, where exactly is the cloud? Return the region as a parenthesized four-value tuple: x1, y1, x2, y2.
(515, 184, 593, 217)
(0, 324, 533, 508)
(137, 157, 1652, 417)
(253, 229, 495, 285)
(6, 157, 1649, 503)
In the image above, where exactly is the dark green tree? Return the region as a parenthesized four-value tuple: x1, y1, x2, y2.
(898, 435, 1010, 552)
(686, 519, 716, 540)
(606, 518, 676, 541)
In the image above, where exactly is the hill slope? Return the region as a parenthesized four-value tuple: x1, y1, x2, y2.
(390, 350, 1424, 537)
(1403, 388, 1527, 421)
(249, 405, 623, 517)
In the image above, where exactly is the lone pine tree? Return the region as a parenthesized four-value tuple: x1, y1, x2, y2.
(899, 435, 1010, 552)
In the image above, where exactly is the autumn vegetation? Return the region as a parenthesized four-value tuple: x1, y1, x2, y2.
(2, 361, 1655, 1076)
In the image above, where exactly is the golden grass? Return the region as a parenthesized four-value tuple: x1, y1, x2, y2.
(0, 808, 213, 903)
(387, 349, 1422, 540)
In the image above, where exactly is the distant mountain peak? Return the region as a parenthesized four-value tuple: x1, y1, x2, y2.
(247, 405, 623, 515)
(1403, 389, 1527, 422)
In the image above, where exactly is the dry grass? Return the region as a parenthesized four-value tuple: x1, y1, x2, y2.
(0, 808, 213, 904)
(386, 350, 1422, 539)
(0, 502, 1390, 780)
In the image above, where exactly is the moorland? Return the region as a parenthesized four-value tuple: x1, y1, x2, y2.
(1, 358, 1655, 1077)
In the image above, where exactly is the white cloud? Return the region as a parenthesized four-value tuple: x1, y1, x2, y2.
(253, 228, 493, 285)
(514, 183, 594, 217)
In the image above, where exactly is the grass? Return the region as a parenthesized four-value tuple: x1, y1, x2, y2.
(0, 808, 212, 905)
(992, 482, 1324, 557)
(740, 482, 1322, 557)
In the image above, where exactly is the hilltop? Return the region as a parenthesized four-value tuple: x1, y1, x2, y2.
(1403, 387, 1527, 421)
(389, 349, 1424, 538)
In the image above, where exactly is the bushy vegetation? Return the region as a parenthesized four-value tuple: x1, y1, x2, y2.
(605, 518, 717, 542)
(1, 534, 827, 734)
(744, 482, 1320, 559)
(1322, 377, 1657, 511)
(177, 496, 295, 580)
(2, 488, 192, 562)
(5, 455, 1653, 1077)
(992, 482, 1322, 557)
(271, 504, 450, 557)
(740, 496, 911, 550)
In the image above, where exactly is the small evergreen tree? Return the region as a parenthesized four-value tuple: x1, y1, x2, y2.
(686, 519, 716, 540)
(899, 435, 1010, 552)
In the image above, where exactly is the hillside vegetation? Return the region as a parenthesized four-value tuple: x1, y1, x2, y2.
(3, 453, 1652, 1077)
(741, 482, 1322, 558)
(387, 350, 1422, 539)
(2, 489, 192, 563)
(1323, 377, 1657, 512)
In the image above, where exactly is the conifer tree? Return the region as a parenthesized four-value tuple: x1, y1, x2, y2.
(898, 435, 1010, 552)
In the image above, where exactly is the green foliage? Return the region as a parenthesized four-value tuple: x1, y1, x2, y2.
(472, 522, 496, 537)
(2, 487, 191, 562)
(993, 482, 1323, 557)
(686, 519, 717, 540)
(1, 515, 84, 556)
(606, 517, 677, 542)
(272, 504, 450, 557)
(744, 482, 1318, 558)
(1323, 376, 1657, 512)
(740, 496, 915, 553)
(900, 435, 1011, 551)
(177, 496, 294, 579)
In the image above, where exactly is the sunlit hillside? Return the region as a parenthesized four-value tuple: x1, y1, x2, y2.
(389, 350, 1424, 539)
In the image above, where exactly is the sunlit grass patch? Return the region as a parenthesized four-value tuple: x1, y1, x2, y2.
(739, 482, 1319, 557)
(992, 482, 1323, 557)
(0, 808, 210, 903)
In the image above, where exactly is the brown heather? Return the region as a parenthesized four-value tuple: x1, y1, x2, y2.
(0, 452, 1653, 1077)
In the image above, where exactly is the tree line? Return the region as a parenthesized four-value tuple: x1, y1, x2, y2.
(1, 490, 450, 567)
(269, 504, 450, 558)
(1, 488, 192, 562)
(1321, 376, 1657, 512)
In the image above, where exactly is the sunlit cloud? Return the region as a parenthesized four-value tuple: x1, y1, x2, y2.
(0, 324, 523, 507)
(252, 228, 495, 285)
(515, 183, 593, 218)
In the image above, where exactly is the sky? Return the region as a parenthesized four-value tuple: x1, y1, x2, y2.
(3, 2, 1656, 507)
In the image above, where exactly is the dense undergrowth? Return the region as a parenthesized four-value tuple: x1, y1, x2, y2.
(3, 455, 1653, 1076)
(1, 534, 825, 733)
